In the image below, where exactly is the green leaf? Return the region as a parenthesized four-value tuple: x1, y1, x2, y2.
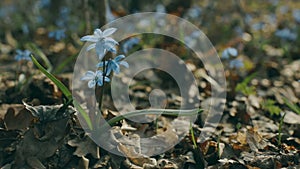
(106, 108, 202, 126)
(26, 43, 53, 72)
(261, 99, 282, 116)
(235, 72, 257, 96)
(30, 54, 93, 130)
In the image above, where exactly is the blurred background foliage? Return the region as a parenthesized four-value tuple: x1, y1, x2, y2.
(0, 0, 299, 76)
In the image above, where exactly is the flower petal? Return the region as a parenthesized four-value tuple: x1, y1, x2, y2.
(102, 28, 117, 37)
(81, 35, 99, 42)
(103, 43, 117, 54)
(96, 79, 103, 86)
(104, 76, 110, 82)
(105, 37, 119, 45)
(221, 50, 229, 59)
(86, 43, 96, 51)
(96, 41, 106, 60)
(95, 70, 104, 77)
(94, 29, 103, 37)
(96, 61, 108, 68)
(105, 66, 112, 75)
(227, 47, 238, 57)
(115, 55, 125, 62)
(88, 80, 96, 88)
(119, 61, 129, 68)
(81, 71, 95, 80)
(112, 64, 120, 74)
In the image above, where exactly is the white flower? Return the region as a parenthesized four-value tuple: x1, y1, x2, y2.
(81, 28, 118, 60)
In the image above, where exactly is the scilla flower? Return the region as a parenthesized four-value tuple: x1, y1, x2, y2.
(81, 28, 118, 60)
(97, 55, 129, 75)
(48, 29, 66, 41)
(221, 47, 238, 59)
(275, 28, 297, 41)
(81, 70, 110, 88)
(229, 59, 244, 69)
(15, 49, 32, 61)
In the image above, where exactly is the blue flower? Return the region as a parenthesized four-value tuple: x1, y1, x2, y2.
(48, 29, 66, 40)
(184, 31, 201, 48)
(22, 24, 29, 34)
(293, 9, 300, 23)
(156, 4, 166, 13)
(38, 0, 50, 8)
(15, 49, 31, 61)
(81, 28, 118, 60)
(229, 59, 244, 69)
(97, 55, 129, 75)
(122, 38, 140, 54)
(221, 47, 238, 59)
(80, 70, 110, 88)
(275, 28, 297, 41)
(252, 22, 265, 31)
(186, 5, 202, 19)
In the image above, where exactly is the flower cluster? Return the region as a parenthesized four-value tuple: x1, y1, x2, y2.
(275, 28, 298, 41)
(80, 28, 129, 88)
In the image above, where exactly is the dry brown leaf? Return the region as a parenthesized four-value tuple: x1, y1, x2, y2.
(246, 127, 268, 152)
(68, 135, 100, 159)
(4, 107, 34, 130)
(13, 118, 69, 168)
(118, 143, 157, 167)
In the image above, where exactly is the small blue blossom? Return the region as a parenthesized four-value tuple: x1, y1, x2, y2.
(156, 4, 166, 13)
(56, 7, 70, 27)
(244, 14, 253, 25)
(186, 6, 202, 19)
(275, 28, 297, 41)
(22, 24, 29, 34)
(221, 47, 238, 59)
(267, 14, 277, 24)
(229, 59, 244, 69)
(279, 6, 289, 14)
(15, 49, 31, 61)
(38, 0, 50, 8)
(184, 31, 201, 48)
(81, 70, 110, 88)
(81, 28, 118, 60)
(122, 38, 140, 54)
(293, 9, 300, 23)
(252, 22, 265, 31)
(48, 29, 66, 40)
(97, 55, 129, 75)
